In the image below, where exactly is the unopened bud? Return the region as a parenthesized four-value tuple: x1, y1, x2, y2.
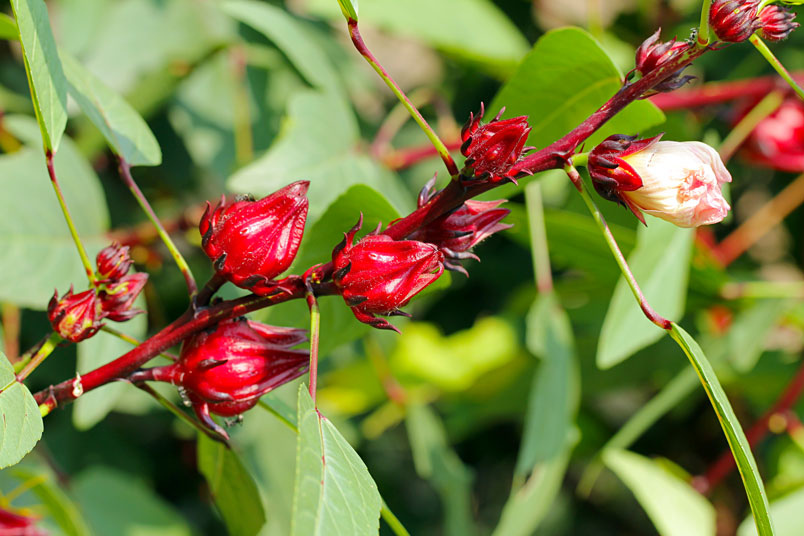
(460, 104, 531, 182)
(758, 4, 799, 41)
(48, 287, 102, 342)
(710, 0, 762, 43)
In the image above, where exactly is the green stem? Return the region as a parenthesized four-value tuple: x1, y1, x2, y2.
(698, 0, 713, 46)
(381, 499, 411, 536)
(750, 34, 804, 100)
(570, 165, 671, 329)
(305, 287, 321, 406)
(525, 182, 553, 294)
(46, 152, 96, 285)
(15, 332, 62, 382)
(347, 19, 459, 178)
(100, 325, 178, 361)
(719, 90, 784, 162)
(118, 158, 197, 297)
(136, 383, 227, 443)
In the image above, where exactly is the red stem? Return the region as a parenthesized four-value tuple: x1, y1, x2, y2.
(696, 353, 804, 493)
(649, 73, 804, 110)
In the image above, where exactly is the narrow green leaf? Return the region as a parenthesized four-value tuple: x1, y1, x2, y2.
(0, 13, 18, 40)
(598, 217, 693, 369)
(197, 434, 266, 536)
(291, 385, 381, 535)
(603, 449, 716, 536)
(337, 0, 358, 21)
(490, 27, 665, 150)
(0, 352, 43, 469)
(73, 308, 147, 429)
(738, 484, 804, 536)
(405, 403, 475, 536)
(670, 323, 774, 536)
(11, 467, 91, 536)
(10, 0, 68, 151)
(61, 52, 161, 166)
(517, 292, 579, 474)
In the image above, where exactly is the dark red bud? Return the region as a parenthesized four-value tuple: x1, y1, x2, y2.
(99, 272, 148, 322)
(632, 29, 694, 94)
(758, 5, 799, 41)
(332, 216, 444, 332)
(96, 242, 133, 282)
(200, 181, 309, 295)
(710, 0, 762, 43)
(48, 287, 102, 343)
(151, 318, 308, 436)
(460, 105, 531, 181)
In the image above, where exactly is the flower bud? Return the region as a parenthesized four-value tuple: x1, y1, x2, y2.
(151, 318, 308, 438)
(710, 0, 761, 43)
(96, 242, 133, 282)
(200, 181, 309, 295)
(590, 135, 731, 227)
(740, 97, 804, 172)
(757, 4, 799, 41)
(632, 29, 694, 94)
(460, 104, 531, 181)
(48, 287, 102, 342)
(409, 183, 511, 275)
(99, 272, 148, 322)
(332, 216, 444, 332)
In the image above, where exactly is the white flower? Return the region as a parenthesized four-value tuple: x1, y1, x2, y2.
(621, 141, 731, 228)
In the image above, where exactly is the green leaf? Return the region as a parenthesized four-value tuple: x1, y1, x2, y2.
(197, 434, 267, 536)
(490, 27, 664, 151)
(291, 384, 381, 535)
(670, 323, 774, 536)
(73, 308, 147, 429)
(492, 450, 571, 536)
(0, 116, 109, 309)
(337, 0, 358, 21)
(727, 299, 792, 372)
(304, 0, 529, 76)
(0, 13, 18, 40)
(61, 52, 161, 166)
(738, 485, 804, 536)
(597, 217, 693, 369)
(11, 466, 91, 536)
(603, 449, 716, 536)
(73, 467, 192, 536)
(10, 0, 68, 152)
(405, 403, 475, 536)
(258, 390, 299, 431)
(517, 292, 579, 474)
(292, 184, 400, 271)
(0, 352, 43, 469)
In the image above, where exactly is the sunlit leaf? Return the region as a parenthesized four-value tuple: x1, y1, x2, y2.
(0, 352, 43, 469)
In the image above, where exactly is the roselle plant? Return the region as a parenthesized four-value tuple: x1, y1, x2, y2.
(2, 0, 804, 534)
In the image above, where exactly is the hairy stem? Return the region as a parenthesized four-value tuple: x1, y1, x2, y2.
(347, 19, 459, 177)
(118, 158, 197, 297)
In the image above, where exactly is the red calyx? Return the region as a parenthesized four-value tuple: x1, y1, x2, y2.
(150, 318, 309, 438)
(632, 29, 694, 94)
(48, 287, 103, 343)
(587, 133, 663, 221)
(740, 97, 804, 172)
(710, 0, 762, 43)
(331, 215, 444, 332)
(99, 272, 148, 322)
(757, 5, 799, 41)
(96, 242, 133, 282)
(200, 181, 309, 296)
(460, 104, 531, 182)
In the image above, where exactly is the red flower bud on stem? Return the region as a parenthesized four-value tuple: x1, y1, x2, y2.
(757, 4, 799, 41)
(631, 29, 694, 94)
(149, 318, 309, 439)
(332, 216, 444, 332)
(48, 287, 103, 342)
(99, 272, 148, 322)
(96, 242, 133, 282)
(200, 181, 309, 296)
(710, 0, 762, 43)
(460, 104, 531, 183)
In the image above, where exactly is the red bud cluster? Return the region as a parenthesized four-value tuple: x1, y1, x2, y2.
(150, 318, 308, 438)
(758, 4, 799, 41)
(332, 216, 444, 332)
(710, 0, 762, 43)
(410, 178, 511, 275)
(200, 181, 309, 295)
(632, 29, 694, 94)
(460, 104, 531, 182)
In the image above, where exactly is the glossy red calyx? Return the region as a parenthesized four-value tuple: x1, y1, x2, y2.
(200, 181, 309, 296)
(96, 242, 133, 282)
(48, 287, 103, 343)
(710, 0, 762, 43)
(460, 103, 531, 182)
(150, 317, 309, 438)
(331, 215, 444, 332)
